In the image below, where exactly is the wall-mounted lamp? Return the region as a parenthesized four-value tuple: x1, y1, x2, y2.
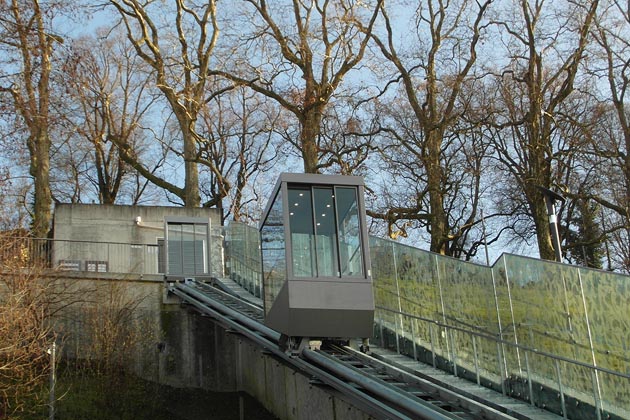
(135, 216, 142, 225)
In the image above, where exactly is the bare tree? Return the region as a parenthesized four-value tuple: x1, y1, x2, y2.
(565, 0, 630, 270)
(0, 170, 30, 230)
(197, 87, 280, 222)
(318, 98, 380, 176)
(591, 1, 630, 213)
(0, 0, 64, 237)
(106, 0, 229, 207)
(0, 234, 55, 418)
(487, 0, 599, 260)
(213, 0, 382, 173)
(368, 0, 492, 255)
(57, 30, 158, 205)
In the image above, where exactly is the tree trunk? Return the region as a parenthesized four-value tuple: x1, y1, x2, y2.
(167, 91, 201, 207)
(29, 128, 52, 237)
(178, 116, 201, 207)
(624, 128, 630, 207)
(300, 107, 323, 174)
(526, 106, 558, 261)
(5, 0, 56, 237)
(426, 129, 448, 255)
(530, 192, 556, 260)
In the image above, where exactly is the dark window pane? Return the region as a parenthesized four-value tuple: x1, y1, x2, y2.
(166, 222, 208, 275)
(261, 190, 287, 315)
(167, 224, 183, 274)
(336, 187, 364, 277)
(314, 187, 339, 277)
(288, 187, 315, 277)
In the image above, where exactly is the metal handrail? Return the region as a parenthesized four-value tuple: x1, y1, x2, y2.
(1, 236, 160, 247)
(0, 236, 162, 275)
(375, 305, 630, 380)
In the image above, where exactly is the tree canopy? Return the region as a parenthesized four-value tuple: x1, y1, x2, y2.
(4, 0, 630, 270)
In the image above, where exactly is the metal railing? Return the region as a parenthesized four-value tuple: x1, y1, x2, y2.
(373, 305, 630, 420)
(0, 236, 162, 275)
(222, 222, 630, 420)
(224, 222, 262, 297)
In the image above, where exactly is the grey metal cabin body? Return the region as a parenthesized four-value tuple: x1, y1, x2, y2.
(259, 173, 374, 349)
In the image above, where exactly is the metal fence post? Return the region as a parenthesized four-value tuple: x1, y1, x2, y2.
(429, 322, 436, 368)
(497, 341, 506, 395)
(472, 334, 480, 386)
(591, 369, 602, 420)
(554, 359, 567, 419)
(411, 318, 417, 361)
(448, 328, 458, 377)
(524, 351, 534, 406)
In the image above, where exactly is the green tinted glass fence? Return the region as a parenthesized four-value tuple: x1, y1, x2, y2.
(369, 237, 630, 420)
(225, 222, 263, 298)
(224, 223, 629, 419)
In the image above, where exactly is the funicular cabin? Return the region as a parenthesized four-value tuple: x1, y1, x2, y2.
(259, 173, 374, 352)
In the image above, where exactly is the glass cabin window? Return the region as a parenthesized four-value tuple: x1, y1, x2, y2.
(287, 184, 364, 278)
(313, 187, 339, 277)
(336, 187, 364, 276)
(288, 187, 316, 277)
(261, 189, 287, 314)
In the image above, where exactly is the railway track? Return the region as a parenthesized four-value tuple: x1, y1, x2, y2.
(312, 344, 512, 419)
(168, 280, 556, 420)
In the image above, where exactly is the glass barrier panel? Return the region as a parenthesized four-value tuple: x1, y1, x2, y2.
(579, 267, 630, 375)
(500, 255, 573, 354)
(370, 237, 400, 314)
(435, 254, 499, 373)
(225, 221, 262, 295)
(392, 242, 439, 359)
(373, 307, 399, 351)
(598, 369, 630, 419)
(393, 242, 438, 322)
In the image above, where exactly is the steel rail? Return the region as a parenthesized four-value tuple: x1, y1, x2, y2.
(172, 282, 273, 337)
(325, 345, 522, 420)
(301, 348, 458, 420)
(168, 284, 419, 420)
(170, 281, 523, 420)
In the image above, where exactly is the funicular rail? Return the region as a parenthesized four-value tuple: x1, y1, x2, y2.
(168, 280, 526, 420)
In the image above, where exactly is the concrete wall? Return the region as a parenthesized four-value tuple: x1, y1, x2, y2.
(50, 273, 164, 369)
(235, 335, 374, 420)
(52, 204, 224, 278)
(169, 305, 375, 420)
(44, 272, 373, 420)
